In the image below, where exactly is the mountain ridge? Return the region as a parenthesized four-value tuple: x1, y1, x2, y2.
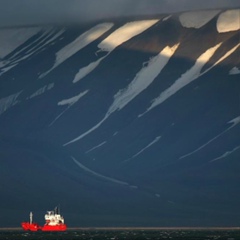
(0, 8, 240, 227)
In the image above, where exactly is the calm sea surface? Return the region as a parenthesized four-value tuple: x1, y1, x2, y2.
(1, 229, 240, 240)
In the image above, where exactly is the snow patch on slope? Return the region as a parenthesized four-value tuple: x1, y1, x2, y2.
(180, 116, 240, 160)
(217, 10, 240, 33)
(40, 23, 113, 78)
(229, 116, 240, 126)
(64, 40, 239, 145)
(109, 44, 179, 113)
(73, 19, 159, 83)
(49, 90, 88, 126)
(64, 43, 176, 146)
(125, 136, 161, 162)
(229, 67, 240, 75)
(72, 156, 129, 186)
(142, 43, 222, 115)
(63, 116, 108, 145)
(85, 141, 107, 154)
(0, 28, 64, 76)
(209, 145, 240, 163)
(98, 20, 159, 52)
(205, 43, 240, 73)
(141, 42, 240, 116)
(0, 91, 22, 115)
(179, 10, 220, 29)
(0, 28, 41, 58)
(58, 90, 88, 106)
(8, 28, 64, 62)
(73, 56, 105, 83)
(29, 83, 54, 99)
(163, 15, 172, 21)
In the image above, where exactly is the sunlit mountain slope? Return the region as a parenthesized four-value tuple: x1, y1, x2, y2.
(0, 9, 239, 227)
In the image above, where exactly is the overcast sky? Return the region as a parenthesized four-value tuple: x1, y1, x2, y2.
(0, 0, 239, 27)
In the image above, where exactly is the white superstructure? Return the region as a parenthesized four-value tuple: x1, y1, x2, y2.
(44, 209, 64, 226)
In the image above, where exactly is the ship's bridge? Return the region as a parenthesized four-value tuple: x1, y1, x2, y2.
(44, 211, 64, 225)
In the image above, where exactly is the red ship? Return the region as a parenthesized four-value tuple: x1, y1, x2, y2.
(21, 207, 67, 231)
(21, 212, 41, 231)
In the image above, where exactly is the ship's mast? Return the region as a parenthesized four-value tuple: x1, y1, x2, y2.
(30, 212, 33, 224)
(54, 205, 60, 215)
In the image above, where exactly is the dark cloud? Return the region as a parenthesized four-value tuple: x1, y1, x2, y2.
(0, 0, 239, 27)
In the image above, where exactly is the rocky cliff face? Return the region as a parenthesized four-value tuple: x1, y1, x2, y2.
(0, 9, 239, 227)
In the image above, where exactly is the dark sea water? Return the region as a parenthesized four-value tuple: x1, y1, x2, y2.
(1, 229, 240, 240)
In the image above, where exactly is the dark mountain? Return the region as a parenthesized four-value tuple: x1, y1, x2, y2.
(0, 9, 240, 227)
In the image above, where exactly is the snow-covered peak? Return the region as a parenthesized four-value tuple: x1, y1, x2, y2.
(179, 10, 220, 29)
(217, 9, 240, 33)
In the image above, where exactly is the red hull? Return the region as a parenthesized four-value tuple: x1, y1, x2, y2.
(21, 222, 41, 231)
(41, 224, 67, 231)
(21, 222, 67, 231)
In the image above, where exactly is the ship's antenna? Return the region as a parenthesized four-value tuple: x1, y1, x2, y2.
(30, 212, 33, 224)
(54, 205, 60, 214)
